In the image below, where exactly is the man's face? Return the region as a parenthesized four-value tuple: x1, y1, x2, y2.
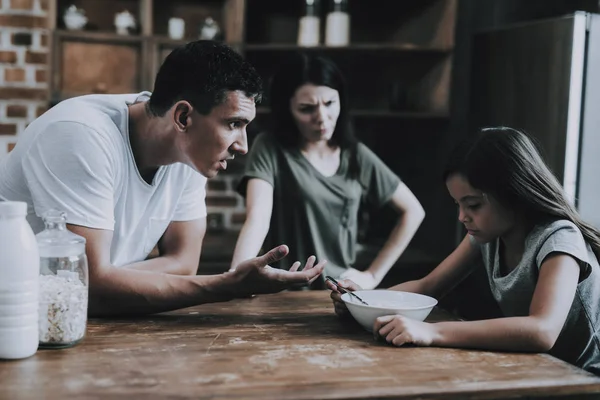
(182, 91, 255, 178)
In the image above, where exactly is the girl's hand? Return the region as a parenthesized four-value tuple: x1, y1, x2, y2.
(325, 278, 361, 318)
(373, 315, 437, 347)
(339, 268, 378, 290)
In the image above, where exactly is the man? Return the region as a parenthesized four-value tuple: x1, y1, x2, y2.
(0, 41, 325, 316)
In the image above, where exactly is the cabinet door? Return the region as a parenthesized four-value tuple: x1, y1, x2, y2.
(470, 13, 583, 190)
(54, 36, 143, 98)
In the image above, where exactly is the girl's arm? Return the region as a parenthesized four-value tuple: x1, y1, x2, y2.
(359, 182, 425, 286)
(330, 234, 479, 317)
(391, 234, 480, 297)
(230, 179, 274, 270)
(375, 252, 581, 352)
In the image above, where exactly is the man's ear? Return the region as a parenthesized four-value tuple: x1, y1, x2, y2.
(173, 101, 193, 131)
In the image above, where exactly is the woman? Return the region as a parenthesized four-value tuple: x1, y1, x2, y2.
(231, 52, 425, 289)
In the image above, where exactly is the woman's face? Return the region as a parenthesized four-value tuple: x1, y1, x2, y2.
(289, 84, 341, 144)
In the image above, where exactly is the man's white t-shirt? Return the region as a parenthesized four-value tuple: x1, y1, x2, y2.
(0, 92, 207, 267)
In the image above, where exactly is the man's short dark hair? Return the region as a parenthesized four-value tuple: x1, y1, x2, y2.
(147, 40, 262, 116)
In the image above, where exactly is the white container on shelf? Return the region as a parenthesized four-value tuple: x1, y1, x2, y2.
(0, 201, 39, 360)
(168, 17, 185, 40)
(325, 0, 350, 46)
(325, 11, 350, 46)
(298, 0, 321, 47)
(298, 15, 320, 47)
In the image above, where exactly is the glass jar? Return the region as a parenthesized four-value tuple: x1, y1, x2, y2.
(0, 201, 39, 359)
(36, 210, 88, 348)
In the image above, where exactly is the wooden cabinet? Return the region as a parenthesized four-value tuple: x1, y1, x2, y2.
(49, 0, 245, 101)
(48, 0, 459, 269)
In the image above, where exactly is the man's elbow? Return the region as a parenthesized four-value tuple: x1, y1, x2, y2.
(86, 273, 110, 317)
(528, 321, 560, 352)
(529, 333, 557, 353)
(180, 262, 199, 276)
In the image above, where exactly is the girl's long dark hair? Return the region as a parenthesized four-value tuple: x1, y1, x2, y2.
(444, 126, 600, 260)
(268, 52, 359, 177)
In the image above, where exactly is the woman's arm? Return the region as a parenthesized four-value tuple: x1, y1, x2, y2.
(230, 178, 274, 269)
(361, 182, 425, 286)
(375, 252, 581, 352)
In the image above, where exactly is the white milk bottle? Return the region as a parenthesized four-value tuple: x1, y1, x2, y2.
(0, 201, 39, 359)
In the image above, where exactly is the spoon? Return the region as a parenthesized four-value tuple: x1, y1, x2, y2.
(325, 276, 369, 306)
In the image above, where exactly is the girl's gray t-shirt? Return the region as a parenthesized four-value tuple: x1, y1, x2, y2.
(473, 219, 600, 374)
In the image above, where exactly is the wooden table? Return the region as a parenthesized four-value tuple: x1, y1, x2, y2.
(1, 292, 600, 399)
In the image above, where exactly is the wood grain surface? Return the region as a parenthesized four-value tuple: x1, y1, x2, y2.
(1, 291, 599, 399)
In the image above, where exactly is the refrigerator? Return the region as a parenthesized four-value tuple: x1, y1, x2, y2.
(469, 11, 600, 228)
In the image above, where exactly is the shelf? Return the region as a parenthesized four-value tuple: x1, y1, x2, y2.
(149, 35, 190, 46)
(55, 30, 144, 44)
(256, 107, 449, 119)
(242, 43, 453, 54)
(52, 33, 451, 54)
(351, 110, 449, 119)
(53, 35, 451, 54)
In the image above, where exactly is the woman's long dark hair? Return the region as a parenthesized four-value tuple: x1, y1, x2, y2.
(268, 52, 359, 177)
(443, 126, 600, 260)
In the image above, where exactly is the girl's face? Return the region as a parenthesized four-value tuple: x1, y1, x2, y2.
(290, 84, 341, 144)
(446, 173, 516, 243)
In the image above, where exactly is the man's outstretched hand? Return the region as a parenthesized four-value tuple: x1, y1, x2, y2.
(226, 245, 326, 297)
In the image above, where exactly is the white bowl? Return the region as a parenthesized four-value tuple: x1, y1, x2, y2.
(341, 290, 438, 332)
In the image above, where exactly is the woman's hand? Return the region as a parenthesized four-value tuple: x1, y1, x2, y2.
(373, 315, 437, 347)
(339, 268, 378, 289)
(326, 278, 362, 318)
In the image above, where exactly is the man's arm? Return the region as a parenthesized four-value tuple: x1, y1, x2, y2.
(126, 218, 206, 275)
(68, 223, 325, 317)
(68, 223, 230, 316)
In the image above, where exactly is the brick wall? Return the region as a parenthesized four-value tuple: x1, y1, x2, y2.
(206, 159, 246, 233)
(0, 0, 49, 157)
(204, 120, 270, 236)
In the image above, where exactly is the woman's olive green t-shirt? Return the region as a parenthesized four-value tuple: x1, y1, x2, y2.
(237, 133, 400, 285)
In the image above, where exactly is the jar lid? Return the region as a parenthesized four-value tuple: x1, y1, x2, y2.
(36, 210, 86, 258)
(0, 201, 27, 217)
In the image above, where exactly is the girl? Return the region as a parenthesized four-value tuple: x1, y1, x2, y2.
(329, 127, 600, 374)
(231, 53, 425, 289)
